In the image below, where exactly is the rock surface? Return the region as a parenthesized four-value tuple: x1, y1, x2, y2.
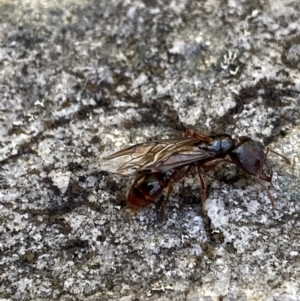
(0, 0, 299, 300)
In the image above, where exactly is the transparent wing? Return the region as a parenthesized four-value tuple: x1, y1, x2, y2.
(101, 137, 212, 176)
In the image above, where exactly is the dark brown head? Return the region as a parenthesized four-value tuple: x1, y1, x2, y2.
(229, 137, 272, 181)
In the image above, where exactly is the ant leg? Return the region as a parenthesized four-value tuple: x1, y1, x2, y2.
(255, 175, 275, 207)
(182, 164, 194, 177)
(197, 159, 234, 216)
(197, 166, 207, 216)
(157, 181, 173, 221)
(202, 158, 234, 169)
(183, 130, 212, 142)
(161, 182, 173, 217)
(160, 166, 194, 218)
(255, 147, 290, 206)
(182, 129, 194, 137)
(125, 176, 147, 214)
(268, 147, 291, 165)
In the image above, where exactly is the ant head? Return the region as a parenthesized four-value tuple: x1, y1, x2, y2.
(229, 137, 272, 182)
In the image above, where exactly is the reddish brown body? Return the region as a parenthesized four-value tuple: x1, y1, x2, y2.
(126, 171, 176, 212)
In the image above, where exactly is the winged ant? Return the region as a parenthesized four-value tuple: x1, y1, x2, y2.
(101, 131, 291, 216)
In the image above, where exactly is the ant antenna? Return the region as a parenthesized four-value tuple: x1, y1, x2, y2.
(255, 175, 275, 207)
(268, 148, 291, 165)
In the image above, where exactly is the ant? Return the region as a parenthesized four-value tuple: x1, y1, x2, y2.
(101, 131, 291, 216)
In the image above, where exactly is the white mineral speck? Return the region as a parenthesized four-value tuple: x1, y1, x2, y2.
(48, 170, 71, 194)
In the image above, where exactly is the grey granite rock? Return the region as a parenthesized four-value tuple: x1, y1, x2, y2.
(0, 0, 299, 300)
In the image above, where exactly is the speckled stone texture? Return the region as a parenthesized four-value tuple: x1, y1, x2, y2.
(0, 0, 299, 300)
